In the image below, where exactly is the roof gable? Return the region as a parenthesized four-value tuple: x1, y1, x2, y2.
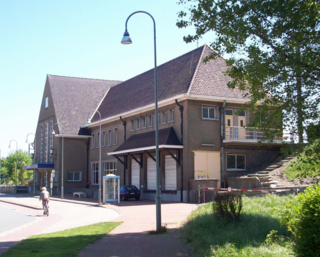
(48, 75, 121, 134)
(188, 45, 248, 99)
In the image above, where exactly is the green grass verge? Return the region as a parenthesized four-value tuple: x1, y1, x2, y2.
(2, 222, 121, 257)
(182, 194, 295, 257)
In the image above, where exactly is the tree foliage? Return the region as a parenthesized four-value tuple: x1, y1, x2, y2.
(280, 184, 320, 256)
(177, 0, 320, 142)
(1, 150, 32, 183)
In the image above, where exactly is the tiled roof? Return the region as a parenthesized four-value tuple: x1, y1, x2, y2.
(48, 75, 121, 134)
(93, 46, 204, 122)
(93, 45, 247, 122)
(188, 45, 248, 99)
(111, 127, 181, 155)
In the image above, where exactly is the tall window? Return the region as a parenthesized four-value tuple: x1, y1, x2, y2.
(142, 116, 147, 128)
(96, 132, 100, 148)
(45, 97, 49, 108)
(169, 109, 174, 122)
(227, 154, 246, 170)
(202, 106, 216, 119)
(103, 161, 117, 175)
(148, 115, 153, 127)
(40, 126, 44, 163)
(92, 163, 99, 185)
(114, 128, 118, 145)
(131, 120, 135, 131)
(161, 111, 167, 124)
(49, 121, 53, 163)
(136, 118, 140, 130)
(108, 130, 112, 146)
(102, 131, 106, 147)
(91, 134, 95, 149)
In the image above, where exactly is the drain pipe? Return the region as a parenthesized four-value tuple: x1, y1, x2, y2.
(120, 116, 127, 185)
(86, 138, 90, 188)
(120, 116, 127, 142)
(220, 100, 226, 187)
(175, 99, 184, 202)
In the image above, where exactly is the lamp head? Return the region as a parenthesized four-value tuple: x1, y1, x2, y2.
(121, 30, 132, 45)
(86, 119, 91, 124)
(51, 130, 55, 135)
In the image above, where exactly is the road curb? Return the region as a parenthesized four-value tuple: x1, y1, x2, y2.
(0, 199, 42, 210)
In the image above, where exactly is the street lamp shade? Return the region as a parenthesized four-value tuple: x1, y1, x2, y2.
(86, 119, 91, 124)
(51, 130, 55, 135)
(121, 30, 132, 44)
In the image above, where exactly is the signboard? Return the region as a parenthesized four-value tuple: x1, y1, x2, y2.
(227, 186, 233, 193)
(3, 175, 6, 178)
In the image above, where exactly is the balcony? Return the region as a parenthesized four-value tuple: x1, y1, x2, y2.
(223, 126, 288, 144)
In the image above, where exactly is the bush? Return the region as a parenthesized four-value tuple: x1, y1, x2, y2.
(212, 193, 242, 222)
(280, 184, 320, 256)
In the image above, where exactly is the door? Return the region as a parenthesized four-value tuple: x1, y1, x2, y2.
(147, 157, 156, 190)
(131, 159, 140, 189)
(194, 151, 220, 180)
(165, 155, 177, 190)
(238, 111, 246, 139)
(225, 109, 233, 140)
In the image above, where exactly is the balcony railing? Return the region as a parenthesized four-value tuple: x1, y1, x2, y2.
(224, 126, 287, 143)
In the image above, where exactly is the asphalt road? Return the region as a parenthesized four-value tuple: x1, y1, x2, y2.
(0, 205, 36, 233)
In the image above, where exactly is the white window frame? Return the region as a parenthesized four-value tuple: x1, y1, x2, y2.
(148, 115, 153, 127)
(102, 131, 106, 147)
(136, 118, 140, 130)
(96, 132, 100, 148)
(169, 109, 174, 122)
(142, 116, 147, 128)
(225, 109, 233, 116)
(227, 154, 246, 170)
(131, 120, 135, 131)
(91, 134, 95, 149)
(107, 130, 112, 146)
(161, 111, 167, 124)
(91, 162, 99, 185)
(202, 106, 217, 120)
(45, 97, 49, 108)
(114, 128, 118, 145)
(103, 160, 117, 175)
(67, 171, 82, 182)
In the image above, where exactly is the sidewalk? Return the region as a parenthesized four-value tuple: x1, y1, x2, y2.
(0, 194, 198, 257)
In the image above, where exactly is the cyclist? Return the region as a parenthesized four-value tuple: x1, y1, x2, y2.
(39, 187, 50, 215)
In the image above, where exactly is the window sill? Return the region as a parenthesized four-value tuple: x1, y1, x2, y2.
(202, 118, 219, 121)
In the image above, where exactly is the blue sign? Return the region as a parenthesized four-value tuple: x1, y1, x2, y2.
(3, 175, 6, 178)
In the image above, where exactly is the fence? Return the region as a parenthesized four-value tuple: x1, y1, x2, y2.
(0, 186, 16, 194)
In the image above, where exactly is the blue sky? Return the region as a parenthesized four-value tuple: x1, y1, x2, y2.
(0, 0, 215, 158)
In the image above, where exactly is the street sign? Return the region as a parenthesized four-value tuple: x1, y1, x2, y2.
(227, 186, 232, 193)
(3, 175, 6, 178)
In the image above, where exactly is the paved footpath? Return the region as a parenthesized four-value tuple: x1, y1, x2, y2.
(0, 194, 199, 257)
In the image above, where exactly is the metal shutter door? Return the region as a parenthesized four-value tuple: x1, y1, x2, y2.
(165, 155, 177, 190)
(131, 159, 140, 189)
(147, 157, 156, 190)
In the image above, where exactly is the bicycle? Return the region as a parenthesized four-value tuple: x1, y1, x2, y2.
(42, 200, 49, 216)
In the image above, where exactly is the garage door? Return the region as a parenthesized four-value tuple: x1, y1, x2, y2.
(147, 157, 156, 190)
(131, 159, 140, 189)
(194, 151, 220, 179)
(165, 155, 177, 190)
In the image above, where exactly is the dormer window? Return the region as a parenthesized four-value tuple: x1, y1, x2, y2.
(45, 97, 49, 109)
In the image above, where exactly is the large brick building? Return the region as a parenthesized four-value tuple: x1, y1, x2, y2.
(24, 45, 283, 202)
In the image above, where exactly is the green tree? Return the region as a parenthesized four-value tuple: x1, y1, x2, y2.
(3, 150, 32, 184)
(177, 0, 320, 142)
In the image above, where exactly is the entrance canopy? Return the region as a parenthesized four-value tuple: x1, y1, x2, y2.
(23, 163, 54, 170)
(108, 127, 183, 157)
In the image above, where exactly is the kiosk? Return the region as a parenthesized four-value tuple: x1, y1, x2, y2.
(103, 174, 120, 203)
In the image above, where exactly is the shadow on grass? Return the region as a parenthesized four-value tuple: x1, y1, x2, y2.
(0, 227, 195, 257)
(182, 212, 290, 257)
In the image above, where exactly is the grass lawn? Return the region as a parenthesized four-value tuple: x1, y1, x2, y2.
(1, 222, 121, 257)
(182, 194, 295, 257)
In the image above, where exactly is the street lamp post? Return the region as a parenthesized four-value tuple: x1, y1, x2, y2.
(26, 133, 36, 195)
(121, 11, 161, 232)
(86, 110, 102, 204)
(52, 122, 64, 199)
(8, 140, 18, 191)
